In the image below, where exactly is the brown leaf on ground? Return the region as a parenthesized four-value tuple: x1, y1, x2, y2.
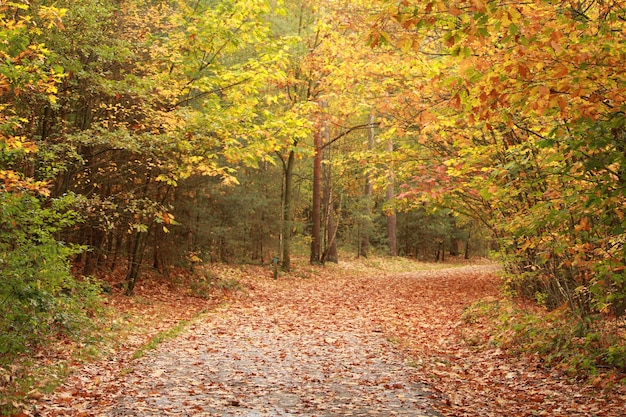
(30, 260, 626, 416)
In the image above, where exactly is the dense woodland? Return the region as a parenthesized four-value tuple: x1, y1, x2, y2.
(1, 0, 625, 389)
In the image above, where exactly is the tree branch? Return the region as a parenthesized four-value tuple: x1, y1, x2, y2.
(169, 77, 252, 110)
(321, 122, 380, 150)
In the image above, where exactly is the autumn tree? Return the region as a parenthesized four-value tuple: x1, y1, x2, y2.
(0, 1, 102, 361)
(371, 0, 626, 314)
(8, 0, 299, 291)
(290, 0, 421, 264)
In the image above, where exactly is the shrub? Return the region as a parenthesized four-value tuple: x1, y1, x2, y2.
(463, 298, 626, 381)
(0, 192, 101, 360)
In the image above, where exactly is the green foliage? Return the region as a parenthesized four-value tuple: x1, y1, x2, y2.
(0, 192, 101, 359)
(463, 299, 626, 380)
(371, 0, 626, 317)
(132, 319, 190, 360)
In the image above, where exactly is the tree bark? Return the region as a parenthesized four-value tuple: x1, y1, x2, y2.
(310, 126, 322, 264)
(310, 102, 327, 265)
(359, 111, 376, 258)
(464, 226, 472, 260)
(386, 137, 397, 256)
(281, 150, 296, 271)
(321, 126, 338, 263)
(322, 192, 338, 263)
(125, 230, 149, 295)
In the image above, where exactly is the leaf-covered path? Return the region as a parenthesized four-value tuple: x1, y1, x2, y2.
(98, 290, 439, 417)
(36, 262, 625, 416)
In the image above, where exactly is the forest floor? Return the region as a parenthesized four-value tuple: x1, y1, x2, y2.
(17, 258, 626, 416)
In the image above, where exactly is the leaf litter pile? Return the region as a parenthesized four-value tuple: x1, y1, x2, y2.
(34, 260, 625, 416)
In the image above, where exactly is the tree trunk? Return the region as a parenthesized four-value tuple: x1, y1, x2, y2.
(124, 175, 162, 294)
(281, 150, 296, 271)
(109, 233, 123, 272)
(360, 111, 376, 258)
(153, 227, 164, 273)
(435, 240, 445, 262)
(310, 127, 322, 264)
(322, 192, 338, 263)
(310, 101, 327, 265)
(321, 128, 338, 263)
(83, 227, 105, 276)
(125, 231, 149, 295)
(386, 138, 397, 256)
(464, 227, 472, 260)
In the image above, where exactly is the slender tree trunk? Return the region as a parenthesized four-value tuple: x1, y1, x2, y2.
(310, 102, 327, 265)
(434, 238, 446, 262)
(360, 111, 376, 258)
(83, 227, 104, 276)
(310, 127, 322, 264)
(125, 231, 149, 295)
(464, 227, 472, 260)
(322, 192, 338, 263)
(322, 190, 341, 263)
(123, 176, 168, 293)
(109, 233, 123, 272)
(386, 138, 397, 256)
(153, 228, 164, 273)
(321, 127, 338, 263)
(281, 150, 296, 271)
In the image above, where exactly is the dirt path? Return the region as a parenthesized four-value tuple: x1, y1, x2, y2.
(101, 305, 438, 416)
(39, 264, 485, 417)
(36, 262, 624, 416)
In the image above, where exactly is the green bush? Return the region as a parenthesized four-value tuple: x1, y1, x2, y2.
(463, 298, 626, 380)
(0, 192, 101, 360)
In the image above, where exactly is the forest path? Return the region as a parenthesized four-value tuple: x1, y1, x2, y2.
(38, 263, 498, 417)
(32, 261, 626, 416)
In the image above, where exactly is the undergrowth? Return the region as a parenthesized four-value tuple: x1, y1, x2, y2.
(0, 306, 107, 416)
(463, 298, 626, 386)
(0, 192, 107, 415)
(186, 267, 243, 298)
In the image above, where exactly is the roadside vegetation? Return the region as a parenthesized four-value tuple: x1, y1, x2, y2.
(1, 0, 625, 415)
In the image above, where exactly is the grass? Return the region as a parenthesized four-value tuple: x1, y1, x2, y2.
(132, 319, 191, 360)
(315, 252, 482, 277)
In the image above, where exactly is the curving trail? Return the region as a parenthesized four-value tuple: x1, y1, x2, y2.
(39, 264, 495, 417)
(99, 293, 441, 417)
(39, 263, 624, 417)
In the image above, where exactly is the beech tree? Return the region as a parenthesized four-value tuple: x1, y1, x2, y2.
(371, 0, 626, 314)
(0, 1, 102, 359)
(0, 0, 311, 290)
